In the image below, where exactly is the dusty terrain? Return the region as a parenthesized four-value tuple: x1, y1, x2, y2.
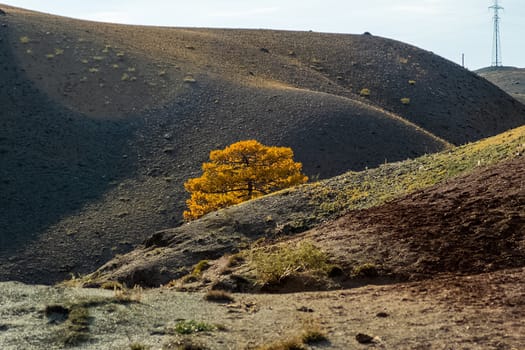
(0, 267, 523, 349)
(0, 5, 524, 284)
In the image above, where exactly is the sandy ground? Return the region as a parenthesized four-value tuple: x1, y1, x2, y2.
(0, 267, 524, 349)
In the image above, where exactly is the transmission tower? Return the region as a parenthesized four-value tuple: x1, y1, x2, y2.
(489, 0, 503, 66)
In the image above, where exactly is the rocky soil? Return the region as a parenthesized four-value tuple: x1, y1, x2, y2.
(0, 267, 524, 349)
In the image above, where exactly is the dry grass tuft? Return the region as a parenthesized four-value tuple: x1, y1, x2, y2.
(249, 240, 331, 285)
(203, 290, 234, 303)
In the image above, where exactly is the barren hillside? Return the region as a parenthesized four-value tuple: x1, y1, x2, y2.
(0, 5, 523, 284)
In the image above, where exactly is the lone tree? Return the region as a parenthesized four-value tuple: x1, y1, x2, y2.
(183, 140, 308, 220)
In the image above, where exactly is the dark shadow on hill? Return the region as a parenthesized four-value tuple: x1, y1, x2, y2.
(0, 25, 138, 258)
(283, 110, 445, 177)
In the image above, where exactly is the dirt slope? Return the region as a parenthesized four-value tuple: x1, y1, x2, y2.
(0, 5, 523, 284)
(477, 66, 525, 104)
(83, 129, 524, 288)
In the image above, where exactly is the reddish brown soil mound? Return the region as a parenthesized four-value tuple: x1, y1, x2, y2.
(304, 157, 524, 281)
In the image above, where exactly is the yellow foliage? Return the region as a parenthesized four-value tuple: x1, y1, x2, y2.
(183, 140, 308, 220)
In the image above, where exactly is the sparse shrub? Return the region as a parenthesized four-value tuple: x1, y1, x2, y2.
(112, 64, 119, 68)
(26, 49, 33, 54)
(408, 80, 416, 85)
(114, 285, 143, 303)
(352, 263, 378, 278)
(128, 67, 136, 72)
(92, 56, 104, 61)
(183, 76, 196, 83)
(121, 73, 130, 81)
(116, 52, 125, 57)
(81, 59, 88, 64)
(45, 54, 55, 59)
(100, 281, 123, 290)
(89, 67, 99, 73)
(400, 97, 410, 105)
(227, 253, 245, 267)
(19, 36, 30, 44)
(204, 290, 234, 303)
(301, 323, 328, 344)
(61, 305, 90, 346)
(359, 88, 370, 97)
(172, 320, 215, 335)
(130, 343, 148, 350)
(192, 260, 211, 275)
(249, 241, 331, 285)
(256, 321, 328, 349)
(54, 48, 64, 55)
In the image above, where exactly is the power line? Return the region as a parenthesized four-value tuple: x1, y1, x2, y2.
(489, 0, 503, 67)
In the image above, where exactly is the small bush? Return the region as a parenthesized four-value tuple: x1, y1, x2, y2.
(45, 54, 55, 59)
(101, 281, 124, 290)
(114, 285, 143, 303)
(129, 343, 148, 350)
(249, 241, 331, 285)
(400, 97, 410, 105)
(19, 36, 30, 44)
(61, 305, 90, 346)
(192, 260, 210, 275)
(408, 80, 416, 85)
(89, 67, 99, 73)
(92, 56, 104, 61)
(301, 325, 328, 344)
(359, 88, 370, 97)
(183, 76, 196, 83)
(121, 73, 130, 81)
(54, 48, 64, 55)
(352, 263, 378, 278)
(227, 253, 245, 267)
(172, 320, 215, 335)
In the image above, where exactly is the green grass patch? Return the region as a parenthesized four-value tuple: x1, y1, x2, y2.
(172, 320, 215, 334)
(309, 125, 525, 217)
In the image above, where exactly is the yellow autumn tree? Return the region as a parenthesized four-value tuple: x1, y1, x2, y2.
(183, 140, 308, 220)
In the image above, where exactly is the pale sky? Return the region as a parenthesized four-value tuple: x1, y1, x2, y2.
(1, 0, 524, 70)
